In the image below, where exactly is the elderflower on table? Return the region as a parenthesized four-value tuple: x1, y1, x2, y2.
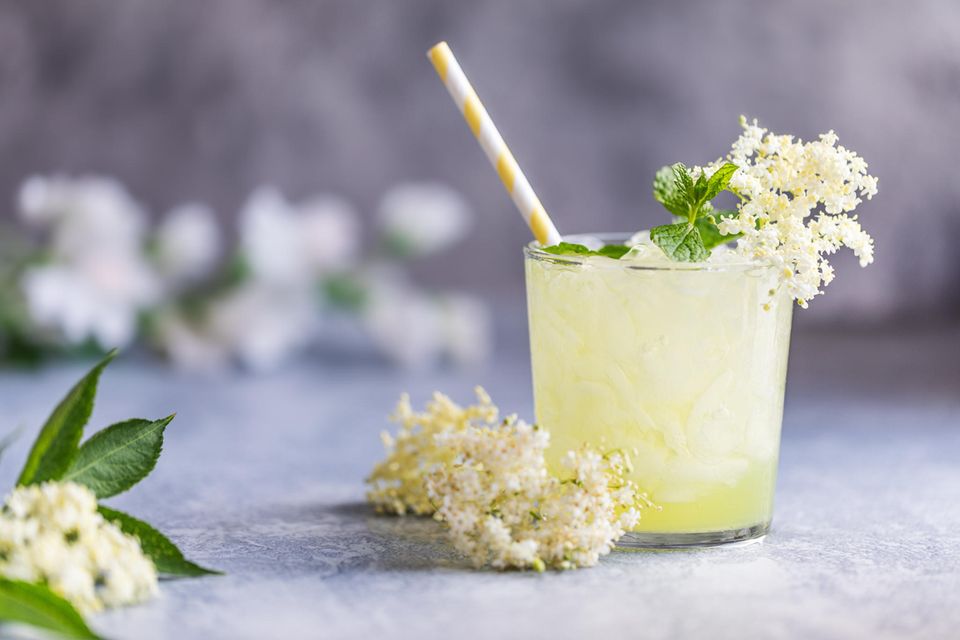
(368, 389, 651, 570)
(0, 482, 158, 614)
(706, 117, 878, 307)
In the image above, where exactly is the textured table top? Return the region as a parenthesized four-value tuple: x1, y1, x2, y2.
(0, 326, 957, 640)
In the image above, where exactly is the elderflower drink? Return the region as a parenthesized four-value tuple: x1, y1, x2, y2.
(525, 233, 793, 546)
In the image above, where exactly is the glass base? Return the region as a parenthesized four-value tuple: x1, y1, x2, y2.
(616, 523, 769, 549)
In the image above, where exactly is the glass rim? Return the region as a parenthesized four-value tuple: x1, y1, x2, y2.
(523, 232, 768, 272)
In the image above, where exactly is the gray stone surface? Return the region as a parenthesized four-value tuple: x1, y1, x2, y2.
(0, 327, 957, 639)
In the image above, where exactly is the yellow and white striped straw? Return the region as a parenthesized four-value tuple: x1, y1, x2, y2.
(427, 42, 563, 247)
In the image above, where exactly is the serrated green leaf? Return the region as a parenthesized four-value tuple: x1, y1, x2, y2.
(541, 242, 593, 256)
(595, 244, 631, 259)
(0, 579, 99, 639)
(542, 242, 630, 260)
(63, 415, 173, 498)
(695, 216, 741, 250)
(703, 162, 738, 202)
(17, 351, 116, 486)
(652, 165, 677, 204)
(98, 506, 222, 577)
(693, 171, 708, 202)
(672, 163, 694, 199)
(650, 223, 709, 262)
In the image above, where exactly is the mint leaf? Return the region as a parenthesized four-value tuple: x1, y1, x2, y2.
(17, 351, 116, 486)
(541, 242, 593, 256)
(650, 223, 709, 262)
(596, 244, 631, 259)
(703, 162, 738, 202)
(542, 243, 630, 259)
(0, 579, 99, 639)
(693, 171, 708, 202)
(63, 415, 173, 498)
(694, 217, 739, 250)
(99, 506, 222, 577)
(672, 163, 694, 199)
(652, 165, 679, 206)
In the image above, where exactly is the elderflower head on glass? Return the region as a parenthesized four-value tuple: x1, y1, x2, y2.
(0, 482, 158, 614)
(708, 117, 877, 307)
(368, 388, 651, 570)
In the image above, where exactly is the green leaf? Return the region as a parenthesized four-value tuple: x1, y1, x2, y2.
(0, 579, 99, 639)
(652, 165, 679, 205)
(703, 162, 738, 202)
(541, 242, 593, 256)
(595, 244, 631, 259)
(694, 216, 740, 250)
(672, 163, 694, 199)
(62, 416, 173, 499)
(693, 171, 708, 202)
(17, 351, 116, 486)
(322, 274, 369, 312)
(542, 242, 631, 260)
(98, 506, 222, 577)
(650, 223, 709, 262)
(653, 163, 697, 218)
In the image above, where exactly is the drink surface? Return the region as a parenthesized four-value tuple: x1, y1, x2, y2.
(525, 239, 793, 533)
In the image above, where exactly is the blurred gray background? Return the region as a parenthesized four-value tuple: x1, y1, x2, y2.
(1, 0, 959, 326)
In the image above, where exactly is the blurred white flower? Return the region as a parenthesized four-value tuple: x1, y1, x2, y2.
(378, 182, 472, 255)
(18, 175, 147, 261)
(22, 257, 160, 350)
(438, 294, 492, 367)
(362, 273, 492, 369)
(154, 203, 221, 285)
(152, 310, 230, 373)
(240, 186, 359, 286)
(207, 283, 318, 372)
(363, 283, 443, 370)
(16, 175, 160, 350)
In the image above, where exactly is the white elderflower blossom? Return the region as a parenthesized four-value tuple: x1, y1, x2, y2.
(705, 117, 878, 307)
(206, 282, 318, 372)
(378, 182, 472, 256)
(367, 387, 499, 515)
(368, 389, 651, 570)
(16, 175, 161, 349)
(240, 187, 360, 287)
(0, 482, 158, 614)
(361, 271, 492, 370)
(154, 203, 222, 286)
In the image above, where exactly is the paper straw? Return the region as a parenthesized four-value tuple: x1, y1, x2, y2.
(427, 42, 563, 247)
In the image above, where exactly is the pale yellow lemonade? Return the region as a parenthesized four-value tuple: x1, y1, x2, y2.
(525, 235, 793, 540)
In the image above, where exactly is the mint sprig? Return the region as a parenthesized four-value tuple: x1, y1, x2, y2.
(650, 162, 740, 261)
(541, 242, 631, 259)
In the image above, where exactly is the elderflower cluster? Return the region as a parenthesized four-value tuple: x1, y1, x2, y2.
(0, 482, 158, 613)
(366, 388, 499, 515)
(705, 117, 878, 306)
(367, 389, 650, 570)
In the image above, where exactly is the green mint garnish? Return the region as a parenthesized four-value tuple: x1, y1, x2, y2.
(650, 162, 740, 261)
(542, 242, 631, 259)
(649, 223, 709, 262)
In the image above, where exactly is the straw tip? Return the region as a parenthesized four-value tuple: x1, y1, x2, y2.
(427, 41, 450, 57)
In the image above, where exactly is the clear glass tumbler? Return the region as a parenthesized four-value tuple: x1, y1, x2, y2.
(524, 233, 793, 547)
